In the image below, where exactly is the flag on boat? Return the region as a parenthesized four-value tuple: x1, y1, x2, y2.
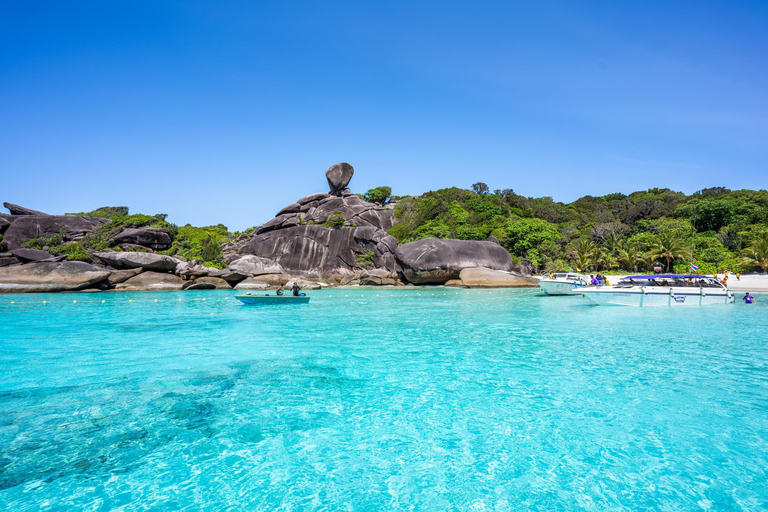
(689, 262, 699, 272)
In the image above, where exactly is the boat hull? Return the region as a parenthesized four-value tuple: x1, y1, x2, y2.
(235, 295, 310, 305)
(579, 288, 734, 306)
(539, 280, 584, 296)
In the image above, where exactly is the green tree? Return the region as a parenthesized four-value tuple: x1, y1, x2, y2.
(503, 218, 559, 257)
(742, 233, 768, 272)
(651, 233, 687, 272)
(363, 186, 392, 204)
(471, 182, 490, 195)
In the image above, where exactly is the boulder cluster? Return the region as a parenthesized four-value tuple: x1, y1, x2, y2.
(0, 163, 536, 293)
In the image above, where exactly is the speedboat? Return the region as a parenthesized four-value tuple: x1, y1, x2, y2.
(578, 274, 734, 306)
(538, 273, 589, 296)
(235, 293, 310, 305)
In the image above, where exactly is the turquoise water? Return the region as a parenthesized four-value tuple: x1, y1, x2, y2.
(1, 288, 767, 510)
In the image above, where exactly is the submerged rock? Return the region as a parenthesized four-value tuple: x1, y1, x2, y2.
(458, 268, 538, 288)
(0, 261, 110, 292)
(115, 271, 185, 291)
(395, 238, 514, 285)
(95, 252, 179, 272)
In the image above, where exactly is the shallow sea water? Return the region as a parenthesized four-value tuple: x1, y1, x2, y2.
(0, 288, 767, 510)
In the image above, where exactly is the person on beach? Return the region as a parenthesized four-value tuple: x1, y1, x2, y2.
(743, 292, 754, 304)
(736, 272, 741, 281)
(276, 285, 284, 296)
(292, 282, 301, 296)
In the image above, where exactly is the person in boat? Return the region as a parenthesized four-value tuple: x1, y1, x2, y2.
(743, 292, 754, 304)
(292, 282, 301, 296)
(590, 275, 598, 286)
(276, 285, 284, 296)
(721, 275, 728, 285)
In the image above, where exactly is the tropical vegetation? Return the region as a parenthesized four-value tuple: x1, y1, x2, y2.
(386, 184, 768, 273)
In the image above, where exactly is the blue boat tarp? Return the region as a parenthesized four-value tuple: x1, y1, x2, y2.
(625, 274, 708, 279)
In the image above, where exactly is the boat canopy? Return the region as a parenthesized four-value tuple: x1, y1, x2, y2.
(625, 274, 707, 279)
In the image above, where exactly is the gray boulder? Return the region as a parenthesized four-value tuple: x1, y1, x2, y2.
(10, 248, 54, 262)
(229, 255, 284, 276)
(458, 268, 538, 288)
(325, 162, 354, 195)
(240, 224, 398, 277)
(0, 216, 10, 233)
(3, 202, 49, 216)
(0, 254, 20, 267)
(0, 261, 110, 293)
(234, 274, 290, 288)
(3, 215, 109, 250)
(395, 238, 514, 285)
(107, 268, 143, 285)
(183, 276, 231, 290)
(115, 271, 185, 291)
(109, 228, 172, 250)
(94, 251, 179, 272)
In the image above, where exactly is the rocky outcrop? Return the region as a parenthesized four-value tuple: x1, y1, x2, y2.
(457, 268, 538, 288)
(0, 254, 20, 267)
(3, 215, 109, 250)
(115, 272, 185, 291)
(234, 274, 289, 288)
(183, 276, 231, 290)
(10, 248, 54, 262)
(229, 255, 284, 276)
(395, 238, 515, 285)
(0, 261, 110, 292)
(240, 224, 398, 277)
(94, 252, 178, 272)
(0, 216, 10, 233)
(325, 162, 354, 195)
(106, 268, 143, 285)
(109, 228, 172, 250)
(3, 202, 49, 216)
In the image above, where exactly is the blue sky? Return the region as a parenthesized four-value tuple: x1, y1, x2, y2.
(1, 1, 766, 231)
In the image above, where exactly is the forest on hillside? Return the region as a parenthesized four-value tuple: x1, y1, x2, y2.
(384, 184, 768, 274)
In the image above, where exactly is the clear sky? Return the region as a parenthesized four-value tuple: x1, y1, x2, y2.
(1, 1, 766, 231)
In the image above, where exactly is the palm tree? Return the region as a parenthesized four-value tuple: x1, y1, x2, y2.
(742, 233, 768, 272)
(651, 233, 687, 273)
(572, 239, 596, 272)
(617, 243, 643, 272)
(602, 232, 622, 256)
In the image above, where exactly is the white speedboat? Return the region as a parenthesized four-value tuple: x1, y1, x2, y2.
(578, 274, 734, 306)
(538, 273, 590, 296)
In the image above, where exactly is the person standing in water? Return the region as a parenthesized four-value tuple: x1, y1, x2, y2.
(743, 292, 755, 304)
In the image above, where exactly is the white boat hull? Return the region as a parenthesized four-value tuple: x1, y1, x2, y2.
(539, 280, 581, 296)
(579, 288, 734, 306)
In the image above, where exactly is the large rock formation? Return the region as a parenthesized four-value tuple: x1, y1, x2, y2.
(94, 252, 179, 272)
(115, 272, 185, 291)
(226, 164, 399, 279)
(10, 248, 54, 262)
(3, 202, 49, 216)
(395, 238, 515, 285)
(458, 268, 538, 288)
(229, 255, 284, 276)
(325, 162, 354, 195)
(0, 261, 110, 292)
(109, 227, 172, 250)
(3, 215, 109, 250)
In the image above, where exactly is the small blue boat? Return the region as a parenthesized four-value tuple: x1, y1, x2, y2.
(235, 293, 310, 305)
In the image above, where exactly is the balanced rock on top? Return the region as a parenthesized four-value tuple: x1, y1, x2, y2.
(325, 162, 354, 195)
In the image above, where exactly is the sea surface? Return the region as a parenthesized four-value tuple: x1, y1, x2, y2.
(1, 288, 767, 510)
